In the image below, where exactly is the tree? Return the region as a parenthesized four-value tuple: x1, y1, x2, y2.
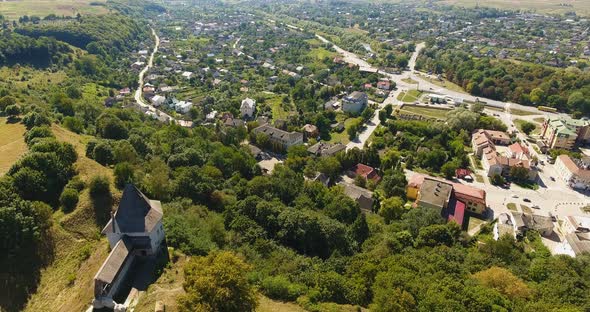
(378, 170, 407, 199)
(490, 174, 505, 186)
(520, 121, 536, 135)
(441, 161, 458, 180)
(316, 156, 341, 182)
(470, 102, 485, 113)
(4, 104, 21, 120)
(0, 95, 16, 111)
(350, 213, 369, 245)
(472, 266, 532, 300)
(89, 175, 111, 199)
(92, 141, 114, 165)
(114, 162, 135, 188)
(379, 197, 405, 224)
(59, 188, 79, 212)
(178, 251, 258, 312)
(509, 166, 529, 182)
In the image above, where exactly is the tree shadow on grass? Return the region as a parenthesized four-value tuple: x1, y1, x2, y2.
(91, 191, 114, 227)
(0, 230, 55, 312)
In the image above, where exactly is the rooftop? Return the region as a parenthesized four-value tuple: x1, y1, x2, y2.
(418, 178, 453, 208)
(94, 237, 134, 284)
(102, 184, 163, 234)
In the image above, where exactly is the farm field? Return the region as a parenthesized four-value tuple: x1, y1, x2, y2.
(0, 0, 108, 20)
(441, 0, 590, 16)
(0, 117, 27, 175)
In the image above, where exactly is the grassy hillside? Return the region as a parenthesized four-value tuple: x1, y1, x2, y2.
(133, 254, 367, 312)
(0, 117, 27, 175)
(440, 0, 590, 16)
(23, 124, 121, 312)
(0, 0, 108, 20)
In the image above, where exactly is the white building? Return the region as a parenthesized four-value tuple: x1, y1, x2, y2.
(175, 101, 194, 114)
(240, 98, 256, 118)
(555, 155, 590, 190)
(342, 91, 368, 114)
(181, 71, 193, 79)
(93, 185, 165, 310)
(150, 95, 166, 107)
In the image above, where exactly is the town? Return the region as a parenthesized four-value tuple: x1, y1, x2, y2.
(0, 1, 589, 312)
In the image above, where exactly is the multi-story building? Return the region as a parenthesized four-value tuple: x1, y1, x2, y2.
(540, 116, 590, 150)
(342, 91, 368, 114)
(252, 124, 303, 150)
(554, 155, 590, 190)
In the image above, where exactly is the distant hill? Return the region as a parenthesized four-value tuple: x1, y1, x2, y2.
(439, 0, 590, 16)
(0, 0, 108, 21)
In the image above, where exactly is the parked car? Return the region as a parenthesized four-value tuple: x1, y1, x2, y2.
(532, 205, 540, 209)
(550, 176, 555, 181)
(511, 194, 518, 198)
(523, 198, 531, 203)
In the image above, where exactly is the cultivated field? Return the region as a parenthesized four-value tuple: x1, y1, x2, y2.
(440, 0, 590, 16)
(0, 0, 108, 20)
(0, 117, 27, 175)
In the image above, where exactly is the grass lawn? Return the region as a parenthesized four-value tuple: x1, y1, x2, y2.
(484, 105, 505, 112)
(474, 174, 484, 183)
(533, 117, 546, 123)
(467, 216, 487, 233)
(328, 117, 362, 144)
(263, 93, 292, 120)
(0, 0, 108, 20)
(24, 124, 118, 312)
(308, 47, 337, 61)
(416, 73, 467, 94)
(0, 117, 27, 175)
(509, 108, 539, 116)
(514, 119, 541, 135)
(397, 90, 423, 103)
(401, 77, 418, 84)
(469, 154, 483, 170)
(399, 105, 450, 120)
(507, 203, 517, 211)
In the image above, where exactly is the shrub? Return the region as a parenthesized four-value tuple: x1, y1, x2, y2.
(60, 188, 79, 212)
(89, 175, 111, 198)
(260, 275, 306, 301)
(65, 176, 85, 192)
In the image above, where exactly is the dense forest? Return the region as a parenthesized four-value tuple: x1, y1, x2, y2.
(15, 14, 149, 60)
(0, 33, 72, 67)
(416, 46, 590, 117)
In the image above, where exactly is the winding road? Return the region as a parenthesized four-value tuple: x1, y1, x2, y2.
(134, 27, 176, 122)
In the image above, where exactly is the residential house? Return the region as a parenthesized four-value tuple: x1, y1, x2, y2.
(413, 177, 468, 228)
(511, 212, 554, 237)
(407, 174, 487, 215)
(507, 142, 531, 161)
(471, 129, 510, 156)
(341, 182, 374, 211)
(554, 155, 590, 190)
(92, 185, 165, 310)
(175, 101, 193, 114)
(302, 124, 319, 140)
(252, 124, 303, 150)
(494, 213, 516, 240)
(150, 95, 166, 107)
(350, 164, 381, 183)
(540, 116, 590, 150)
(240, 98, 256, 118)
(342, 91, 368, 114)
(307, 142, 346, 157)
(482, 150, 536, 181)
(377, 80, 391, 90)
(324, 99, 341, 111)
